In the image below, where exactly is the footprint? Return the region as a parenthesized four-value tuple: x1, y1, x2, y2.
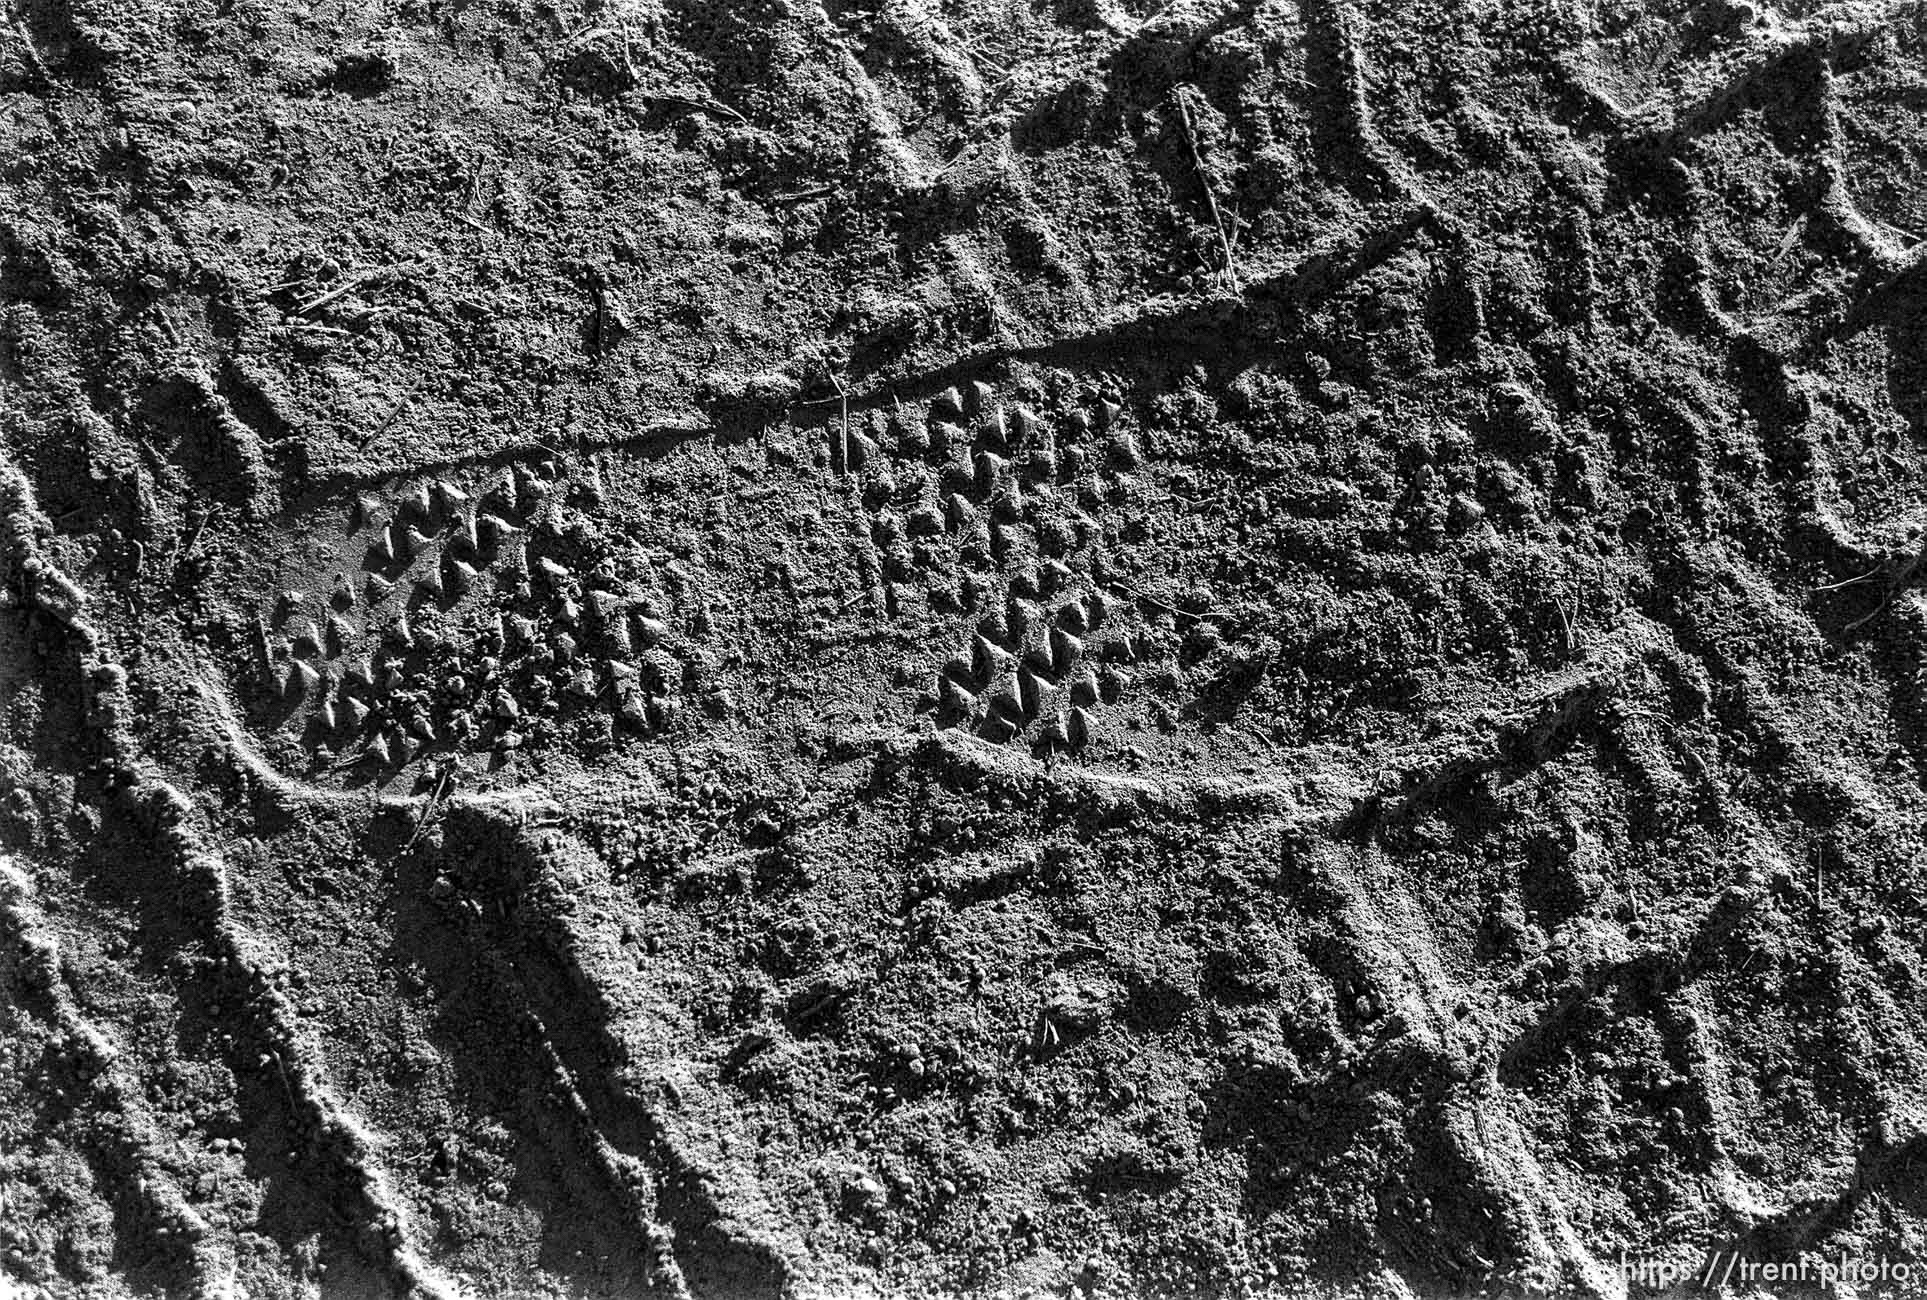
(247, 454, 712, 779)
(863, 378, 1145, 756)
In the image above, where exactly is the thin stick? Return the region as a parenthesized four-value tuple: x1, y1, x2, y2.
(829, 373, 850, 477)
(363, 375, 426, 446)
(658, 92, 746, 125)
(1812, 565, 1881, 594)
(770, 184, 835, 206)
(291, 256, 419, 316)
(624, 94, 747, 128)
(1172, 86, 1238, 292)
(1845, 542, 1926, 633)
(12, 21, 53, 90)
(180, 506, 216, 558)
(404, 764, 454, 853)
(293, 271, 381, 316)
(1110, 582, 1225, 622)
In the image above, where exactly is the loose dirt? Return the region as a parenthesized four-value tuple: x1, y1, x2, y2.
(4, 0, 1927, 1297)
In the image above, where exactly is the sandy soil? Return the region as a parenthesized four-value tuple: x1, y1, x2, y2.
(5, 0, 1927, 1296)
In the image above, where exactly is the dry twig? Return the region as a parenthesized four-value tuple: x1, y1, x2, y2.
(1171, 86, 1239, 292)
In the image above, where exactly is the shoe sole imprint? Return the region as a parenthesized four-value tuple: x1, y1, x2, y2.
(245, 454, 705, 778)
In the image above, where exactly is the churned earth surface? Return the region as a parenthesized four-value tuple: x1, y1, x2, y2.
(4, 0, 1927, 1296)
